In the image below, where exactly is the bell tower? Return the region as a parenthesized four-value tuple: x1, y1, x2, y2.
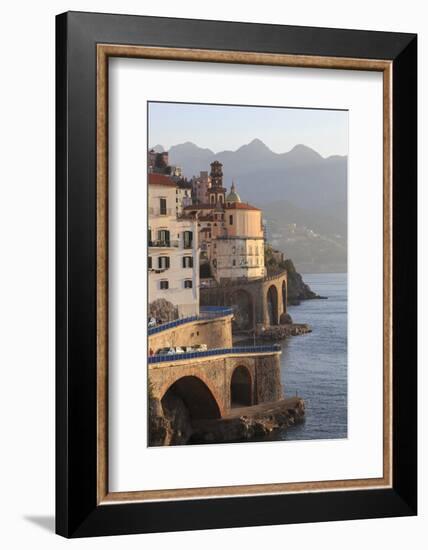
(209, 161, 226, 206)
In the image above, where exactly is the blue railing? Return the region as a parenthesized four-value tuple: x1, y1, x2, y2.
(148, 344, 281, 364)
(199, 306, 231, 312)
(148, 306, 233, 336)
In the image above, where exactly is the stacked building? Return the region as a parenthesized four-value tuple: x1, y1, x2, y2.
(148, 173, 199, 317)
(185, 161, 265, 282)
(147, 153, 286, 330)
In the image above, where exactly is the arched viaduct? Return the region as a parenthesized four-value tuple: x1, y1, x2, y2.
(200, 270, 288, 331)
(149, 351, 282, 421)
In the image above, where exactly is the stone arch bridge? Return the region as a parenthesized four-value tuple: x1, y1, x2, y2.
(200, 270, 288, 331)
(149, 350, 282, 420)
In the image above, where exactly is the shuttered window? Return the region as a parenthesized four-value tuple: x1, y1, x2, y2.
(158, 229, 170, 245)
(183, 231, 193, 249)
(182, 256, 193, 268)
(158, 256, 170, 269)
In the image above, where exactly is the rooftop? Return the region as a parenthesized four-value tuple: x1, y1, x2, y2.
(184, 202, 260, 211)
(225, 202, 260, 211)
(148, 173, 176, 187)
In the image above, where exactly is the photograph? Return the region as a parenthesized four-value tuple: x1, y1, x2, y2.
(147, 101, 348, 446)
(0, 1, 420, 544)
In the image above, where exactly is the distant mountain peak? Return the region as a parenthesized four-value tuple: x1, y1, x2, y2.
(286, 144, 323, 162)
(170, 141, 214, 155)
(236, 138, 273, 155)
(248, 138, 267, 147)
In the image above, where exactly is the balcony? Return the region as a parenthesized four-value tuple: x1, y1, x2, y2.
(148, 240, 179, 248)
(149, 207, 173, 217)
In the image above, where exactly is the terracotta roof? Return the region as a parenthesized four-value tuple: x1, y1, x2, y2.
(148, 173, 176, 187)
(225, 202, 260, 211)
(184, 202, 260, 212)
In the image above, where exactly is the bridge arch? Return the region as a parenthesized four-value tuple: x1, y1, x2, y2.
(230, 289, 254, 331)
(282, 280, 287, 313)
(230, 366, 253, 407)
(267, 284, 279, 325)
(161, 375, 221, 420)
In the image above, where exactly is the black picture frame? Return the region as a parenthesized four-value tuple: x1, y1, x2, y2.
(56, 11, 417, 538)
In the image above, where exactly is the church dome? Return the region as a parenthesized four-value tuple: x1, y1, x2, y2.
(226, 181, 241, 203)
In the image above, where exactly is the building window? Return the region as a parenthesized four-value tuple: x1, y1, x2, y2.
(157, 229, 170, 246)
(184, 279, 193, 289)
(148, 227, 152, 245)
(218, 195, 223, 203)
(210, 194, 215, 204)
(182, 256, 193, 268)
(158, 256, 170, 270)
(148, 256, 152, 269)
(160, 280, 169, 290)
(159, 197, 167, 215)
(183, 230, 193, 249)
(229, 215, 233, 225)
(232, 259, 236, 266)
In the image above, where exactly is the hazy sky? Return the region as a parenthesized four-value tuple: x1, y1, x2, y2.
(149, 102, 348, 158)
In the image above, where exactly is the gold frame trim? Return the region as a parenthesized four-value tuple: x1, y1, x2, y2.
(96, 44, 393, 504)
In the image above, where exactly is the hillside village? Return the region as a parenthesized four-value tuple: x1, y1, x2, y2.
(147, 148, 311, 445)
(148, 147, 319, 333)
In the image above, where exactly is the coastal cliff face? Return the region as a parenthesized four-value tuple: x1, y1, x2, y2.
(282, 259, 320, 304)
(265, 247, 319, 305)
(149, 396, 305, 446)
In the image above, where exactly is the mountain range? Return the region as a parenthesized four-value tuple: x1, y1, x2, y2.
(152, 139, 348, 273)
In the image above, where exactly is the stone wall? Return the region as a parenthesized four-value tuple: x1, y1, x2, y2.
(149, 351, 282, 417)
(148, 315, 233, 353)
(254, 356, 283, 403)
(200, 270, 288, 329)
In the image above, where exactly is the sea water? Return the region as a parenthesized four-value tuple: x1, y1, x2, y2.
(279, 272, 347, 440)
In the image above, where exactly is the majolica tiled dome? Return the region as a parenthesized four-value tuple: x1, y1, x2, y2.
(226, 181, 241, 203)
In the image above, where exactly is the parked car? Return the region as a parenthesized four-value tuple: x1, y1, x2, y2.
(148, 317, 157, 328)
(155, 347, 175, 356)
(192, 344, 208, 352)
(155, 346, 186, 356)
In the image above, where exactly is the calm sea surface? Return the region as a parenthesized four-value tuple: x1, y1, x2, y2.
(239, 273, 348, 442)
(279, 272, 348, 440)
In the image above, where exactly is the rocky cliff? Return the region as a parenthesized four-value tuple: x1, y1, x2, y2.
(265, 245, 321, 305)
(282, 259, 321, 305)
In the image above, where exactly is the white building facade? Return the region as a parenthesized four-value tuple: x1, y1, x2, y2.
(214, 236, 265, 280)
(148, 173, 200, 317)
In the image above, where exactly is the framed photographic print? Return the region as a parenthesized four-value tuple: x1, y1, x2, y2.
(56, 11, 417, 537)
